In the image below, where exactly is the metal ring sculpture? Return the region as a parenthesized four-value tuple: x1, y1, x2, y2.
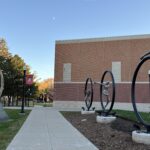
(0, 69, 4, 97)
(131, 51, 150, 132)
(100, 71, 115, 116)
(84, 78, 94, 111)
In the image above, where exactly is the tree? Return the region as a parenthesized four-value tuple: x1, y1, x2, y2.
(10, 54, 26, 105)
(0, 38, 39, 106)
(0, 39, 9, 120)
(0, 38, 14, 101)
(38, 78, 54, 102)
(0, 38, 11, 59)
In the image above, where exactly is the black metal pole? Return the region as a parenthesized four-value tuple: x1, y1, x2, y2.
(149, 72, 150, 98)
(21, 69, 26, 113)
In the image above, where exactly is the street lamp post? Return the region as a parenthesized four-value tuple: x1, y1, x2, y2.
(21, 65, 26, 114)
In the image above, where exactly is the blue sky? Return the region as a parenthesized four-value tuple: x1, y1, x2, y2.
(1, 0, 150, 81)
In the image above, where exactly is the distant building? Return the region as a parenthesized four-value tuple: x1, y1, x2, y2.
(54, 34, 150, 111)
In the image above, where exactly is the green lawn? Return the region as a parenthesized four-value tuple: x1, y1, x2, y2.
(114, 109, 150, 123)
(61, 109, 150, 123)
(0, 109, 31, 150)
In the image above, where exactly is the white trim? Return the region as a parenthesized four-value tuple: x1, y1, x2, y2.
(55, 82, 85, 84)
(53, 101, 101, 111)
(53, 101, 150, 112)
(114, 102, 150, 112)
(54, 81, 150, 84)
(56, 34, 150, 44)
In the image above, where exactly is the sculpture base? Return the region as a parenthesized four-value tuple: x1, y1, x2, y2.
(0, 103, 9, 121)
(132, 130, 150, 145)
(81, 110, 95, 115)
(96, 115, 116, 124)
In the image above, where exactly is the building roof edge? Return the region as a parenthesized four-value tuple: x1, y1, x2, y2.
(56, 34, 150, 44)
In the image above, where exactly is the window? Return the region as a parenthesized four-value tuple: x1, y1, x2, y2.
(63, 63, 71, 82)
(112, 62, 121, 82)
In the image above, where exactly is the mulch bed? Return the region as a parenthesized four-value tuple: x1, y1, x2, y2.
(62, 112, 150, 150)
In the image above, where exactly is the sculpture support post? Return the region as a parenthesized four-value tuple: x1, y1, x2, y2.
(0, 70, 4, 98)
(0, 69, 9, 121)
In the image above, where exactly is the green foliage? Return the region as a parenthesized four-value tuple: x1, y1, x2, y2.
(113, 109, 137, 121)
(0, 38, 39, 101)
(114, 109, 150, 122)
(0, 39, 11, 59)
(61, 110, 150, 123)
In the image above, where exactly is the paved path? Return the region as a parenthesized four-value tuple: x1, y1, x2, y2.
(7, 106, 98, 150)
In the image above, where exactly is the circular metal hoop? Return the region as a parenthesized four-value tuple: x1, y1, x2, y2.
(100, 71, 115, 114)
(0, 70, 4, 97)
(84, 78, 93, 111)
(131, 56, 150, 131)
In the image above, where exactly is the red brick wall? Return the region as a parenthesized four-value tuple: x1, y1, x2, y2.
(55, 38, 150, 82)
(54, 83, 150, 103)
(54, 35, 150, 103)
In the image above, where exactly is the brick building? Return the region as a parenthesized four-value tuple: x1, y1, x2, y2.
(54, 34, 150, 111)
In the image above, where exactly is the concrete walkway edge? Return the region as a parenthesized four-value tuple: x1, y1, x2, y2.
(7, 106, 98, 150)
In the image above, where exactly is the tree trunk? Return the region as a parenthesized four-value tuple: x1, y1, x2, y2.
(8, 96, 11, 106)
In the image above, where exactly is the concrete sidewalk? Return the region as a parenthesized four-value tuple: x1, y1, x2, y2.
(4, 106, 33, 110)
(7, 106, 98, 150)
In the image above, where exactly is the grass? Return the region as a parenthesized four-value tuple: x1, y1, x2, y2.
(0, 109, 31, 150)
(61, 109, 150, 123)
(114, 109, 150, 123)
